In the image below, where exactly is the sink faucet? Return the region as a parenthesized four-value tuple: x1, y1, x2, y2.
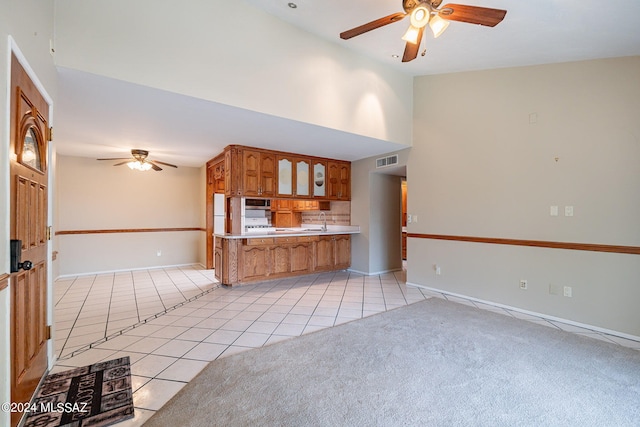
(319, 212, 327, 232)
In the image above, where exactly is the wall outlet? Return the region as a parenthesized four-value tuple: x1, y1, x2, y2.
(434, 265, 441, 276)
(565, 206, 574, 217)
(519, 279, 528, 290)
(563, 286, 572, 297)
(157, 250, 162, 257)
(549, 284, 561, 295)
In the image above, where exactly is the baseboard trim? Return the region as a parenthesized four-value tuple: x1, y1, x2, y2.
(348, 268, 403, 276)
(55, 263, 210, 280)
(407, 281, 640, 343)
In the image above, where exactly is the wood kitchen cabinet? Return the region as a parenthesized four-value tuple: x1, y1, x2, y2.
(218, 145, 349, 201)
(327, 161, 350, 200)
(224, 147, 242, 196)
(242, 244, 271, 281)
(243, 149, 275, 197)
(316, 234, 351, 271)
(240, 236, 313, 282)
(271, 199, 328, 227)
(208, 145, 352, 269)
(334, 234, 351, 269)
(215, 234, 351, 286)
(315, 236, 335, 271)
(292, 200, 330, 211)
(277, 155, 312, 198)
(271, 199, 300, 227)
(312, 161, 327, 198)
(214, 237, 223, 282)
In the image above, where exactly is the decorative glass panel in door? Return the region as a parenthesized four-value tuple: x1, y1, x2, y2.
(296, 159, 310, 197)
(313, 162, 326, 197)
(278, 157, 292, 196)
(21, 125, 42, 171)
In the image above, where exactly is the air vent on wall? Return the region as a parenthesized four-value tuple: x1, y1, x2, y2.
(376, 154, 398, 169)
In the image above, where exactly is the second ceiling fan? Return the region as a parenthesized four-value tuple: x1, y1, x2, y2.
(340, 0, 507, 63)
(97, 149, 177, 171)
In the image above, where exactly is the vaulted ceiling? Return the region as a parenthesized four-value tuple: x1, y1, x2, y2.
(54, 0, 640, 167)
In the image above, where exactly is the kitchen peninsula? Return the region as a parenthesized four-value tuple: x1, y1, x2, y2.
(206, 145, 359, 287)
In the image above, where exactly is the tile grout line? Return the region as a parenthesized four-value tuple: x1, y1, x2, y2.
(58, 284, 221, 360)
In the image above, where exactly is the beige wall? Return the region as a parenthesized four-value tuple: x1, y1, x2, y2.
(53, 0, 413, 148)
(407, 57, 640, 337)
(351, 148, 410, 274)
(55, 155, 205, 276)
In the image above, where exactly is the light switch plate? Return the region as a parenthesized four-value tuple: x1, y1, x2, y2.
(550, 206, 558, 216)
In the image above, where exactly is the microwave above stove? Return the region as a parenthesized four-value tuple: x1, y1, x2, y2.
(244, 198, 271, 210)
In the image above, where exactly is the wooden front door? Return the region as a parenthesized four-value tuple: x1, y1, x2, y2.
(9, 52, 50, 427)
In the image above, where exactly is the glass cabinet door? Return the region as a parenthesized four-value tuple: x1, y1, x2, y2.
(313, 162, 326, 197)
(296, 159, 310, 197)
(278, 157, 293, 196)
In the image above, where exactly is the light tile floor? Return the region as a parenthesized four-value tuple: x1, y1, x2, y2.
(52, 265, 640, 426)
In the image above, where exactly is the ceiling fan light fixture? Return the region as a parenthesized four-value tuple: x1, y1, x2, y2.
(410, 5, 430, 28)
(401, 25, 421, 44)
(128, 160, 152, 171)
(429, 14, 449, 38)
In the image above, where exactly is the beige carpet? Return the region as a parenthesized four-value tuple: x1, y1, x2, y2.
(145, 298, 640, 426)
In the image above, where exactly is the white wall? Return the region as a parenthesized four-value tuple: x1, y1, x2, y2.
(55, 155, 204, 276)
(1, 1, 57, 424)
(53, 0, 413, 148)
(407, 57, 640, 337)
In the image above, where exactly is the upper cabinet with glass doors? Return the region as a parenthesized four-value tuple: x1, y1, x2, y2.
(222, 145, 349, 200)
(277, 156, 313, 198)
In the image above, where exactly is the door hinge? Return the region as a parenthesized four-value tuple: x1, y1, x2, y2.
(46, 325, 52, 340)
(47, 127, 53, 142)
(46, 226, 52, 241)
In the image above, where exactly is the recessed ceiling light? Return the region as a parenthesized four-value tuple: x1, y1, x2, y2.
(288, 2, 297, 8)
(391, 54, 399, 59)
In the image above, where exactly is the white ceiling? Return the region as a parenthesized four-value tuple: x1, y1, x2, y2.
(247, 0, 640, 76)
(54, 0, 640, 168)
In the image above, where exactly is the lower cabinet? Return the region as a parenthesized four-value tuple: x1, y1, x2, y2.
(217, 234, 351, 286)
(240, 236, 313, 283)
(214, 237, 223, 282)
(242, 245, 271, 281)
(334, 234, 351, 270)
(316, 235, 351, 271)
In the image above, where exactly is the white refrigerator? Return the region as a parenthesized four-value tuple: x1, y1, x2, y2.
(213, 193, 225, 235)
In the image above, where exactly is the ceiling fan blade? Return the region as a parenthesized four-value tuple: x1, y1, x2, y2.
(149, 162, 163, 171)
(97, 157, 131, 161)
(150, 160, 178, 168)
(340, 12, 407, 40)
(438, 4, 507, 27)
(112, 161, 130, 166)
(402, 26, 425, 63)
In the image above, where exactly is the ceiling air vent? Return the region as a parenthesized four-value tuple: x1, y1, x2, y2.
(376, 154, 398, 169)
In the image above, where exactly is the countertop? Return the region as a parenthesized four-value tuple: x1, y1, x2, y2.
(215, 225, 360, 239)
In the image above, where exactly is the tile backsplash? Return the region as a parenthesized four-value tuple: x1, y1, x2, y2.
(301, 201, 351, 225)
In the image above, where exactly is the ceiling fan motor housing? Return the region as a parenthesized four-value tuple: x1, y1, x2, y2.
(131, 149, 149, 161)
(403, 0, 441, 13)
